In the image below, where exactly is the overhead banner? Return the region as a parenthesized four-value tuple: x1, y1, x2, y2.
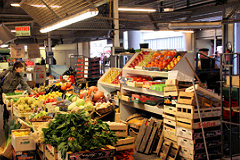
(15, 26, 31, 36)
(27, 44, 40, 58)
(10, 44, 25, 58)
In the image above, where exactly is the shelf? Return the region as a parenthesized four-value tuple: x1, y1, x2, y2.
(122, 101, 163, 115)
(123, 68, 168, 78)
(122, 85, 164, 97)
(98, 82, 120, 90)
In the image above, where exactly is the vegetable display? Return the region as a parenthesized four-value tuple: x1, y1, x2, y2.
(42, 110, 118, 159)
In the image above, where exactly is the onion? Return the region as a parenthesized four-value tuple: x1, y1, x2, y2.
(93, 91, 104, 102)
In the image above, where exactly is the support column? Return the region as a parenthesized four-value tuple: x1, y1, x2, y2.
(128, 31, 142, 50)
(183, 33, 192, 51)
(83, 42, 90, 57)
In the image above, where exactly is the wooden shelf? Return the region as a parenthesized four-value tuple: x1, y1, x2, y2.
(98, 82, 120, 90)
(122, 85, 164, 97)
(122, 101, 163, 115)
(123, 68, 168, 78)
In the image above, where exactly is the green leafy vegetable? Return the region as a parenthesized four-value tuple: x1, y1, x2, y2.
(42, 110, 118, 159)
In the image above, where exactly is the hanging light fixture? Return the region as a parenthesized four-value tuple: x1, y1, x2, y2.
(40, 8, 99, 33)
(118, 8, 156, 12)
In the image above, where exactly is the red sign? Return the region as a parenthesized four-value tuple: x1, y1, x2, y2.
(15, 26, 30, 31)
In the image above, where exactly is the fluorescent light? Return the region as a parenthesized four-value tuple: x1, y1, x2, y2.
(11, 30, 16, 32)
(0, 44, 9, 48)
(30, 4, 61, 8)
(11, 3, 20, 7)
(164, 8, 174, 12)
(40, 8, 99, 33)
(118, 8, 156, 12)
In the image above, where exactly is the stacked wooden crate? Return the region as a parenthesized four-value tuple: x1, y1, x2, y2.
(176, 85, 221, 160)
(135, 118, 163, 155)
(163, 79, 179, 143)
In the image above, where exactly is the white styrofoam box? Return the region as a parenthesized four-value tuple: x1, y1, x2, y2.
(11, 129, 36, 152)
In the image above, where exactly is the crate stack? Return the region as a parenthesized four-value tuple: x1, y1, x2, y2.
(176, 85, 221, 160)
(83, 57, 100, 79)
(163, 79, 179, 143)
(76, 56, 85, 79)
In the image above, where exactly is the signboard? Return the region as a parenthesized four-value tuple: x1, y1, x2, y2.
(27, 44, 40, 58)
(34, 65, 46, 84)
(10, 44, 25, 58)
(15, 26, 31, 36)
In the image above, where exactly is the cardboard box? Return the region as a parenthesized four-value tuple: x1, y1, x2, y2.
(12, 129, 36, 152)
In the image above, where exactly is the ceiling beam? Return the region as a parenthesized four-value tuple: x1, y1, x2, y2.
(148, 14, 159, 30)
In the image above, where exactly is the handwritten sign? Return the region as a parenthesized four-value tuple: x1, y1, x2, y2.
(34, 65, 46, 84)
(27, 44, 40, 58)
(10, 44, 25, 58)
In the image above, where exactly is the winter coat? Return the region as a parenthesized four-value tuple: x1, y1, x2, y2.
(0, 67, 32, 93)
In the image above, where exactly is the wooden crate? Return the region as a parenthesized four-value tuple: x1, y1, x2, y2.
(163, 125, 177, 142)
(165, 79, 178, 86)
(2, 93, 28, 104)
(177, 136, 221, 151)
(164, 90, 179, 97)
(179, 147, 194, 160)
(185, 84, 221, 101)
(176, 126, 221, 140)
(164, 105, 176, 115)
(164, 86, 179, 92)
(163, 118, 176, 128)
(45, 147, 58, 160)
(12, 105, 33, 119)
(176, 117, 221, 129)
(106, 122, 128, 137)
(176, 104, 221, 119)
(178, 92, 219, 107)
(58, 145, 116, 160)
(115, 137, 135, 151)
(120, 95, 130, 102)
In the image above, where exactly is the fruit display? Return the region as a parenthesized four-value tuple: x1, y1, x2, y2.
(38, 91, 62, 103)
(29, 111, 53, 122)
(136, 51, 153, 68)
(146, 50, 176, 70)
(32, 86, 45, 95)
(165, 55, 182, 70)
(128, 51, 150, 69)
(15, 97, 42, 112)
(126, 50, 184, 71)
(12, 130, 30, 137)
(101, 68, 122, 85)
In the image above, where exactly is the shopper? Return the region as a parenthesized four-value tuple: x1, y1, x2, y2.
(0, 62, 33, 128)
(41, 57, 46, 65)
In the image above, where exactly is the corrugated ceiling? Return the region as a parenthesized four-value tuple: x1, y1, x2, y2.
(20, 0, 104, 26)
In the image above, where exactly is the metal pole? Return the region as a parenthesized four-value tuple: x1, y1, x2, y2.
(113, 0, 119, 67)
(220, 53, 224, 158)
(229, 54, 233, 160)
(192, 79, 209, 160)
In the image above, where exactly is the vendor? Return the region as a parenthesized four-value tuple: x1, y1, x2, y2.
(0, 62, 33, 132)
(0, 61, 33, 103)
